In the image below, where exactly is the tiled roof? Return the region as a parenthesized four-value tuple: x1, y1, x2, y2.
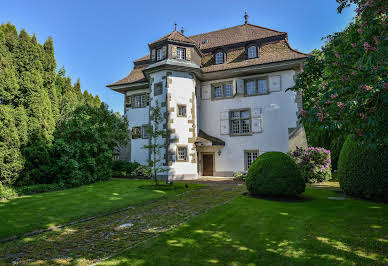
(107, 64, 147, 87)
(202, 40, 309, 73)
(149, 30, 196, 46)
(198, 130, 225, 146)
(108, 23, 309, 87)
(190, 23, 285, 50)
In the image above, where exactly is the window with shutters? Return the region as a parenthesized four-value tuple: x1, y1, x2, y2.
(156, 48, 163, 61)
(230, 109, 251, 135)
(176, 47, 186, 60)
(154, 82, 163, 96)
(133, 94, 148, 108)
(215, 52, 224, 64)
(211, 82, 233, 100)
(176, 146, 188, 161)
(247, 45, 257, 59)
(141, 125, 149, 139)
(245, 150, 259, 170)
(244, 78, 268, 96)
(132, 127, 141, 139)
(177, 104, 187, 117)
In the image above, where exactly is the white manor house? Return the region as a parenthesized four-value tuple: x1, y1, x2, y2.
(108, 14, 309, 180)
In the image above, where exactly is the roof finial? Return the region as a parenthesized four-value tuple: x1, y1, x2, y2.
(181, 26, 184, 34)
(244, 10, 248, 24)
(174, 22, 177, 31)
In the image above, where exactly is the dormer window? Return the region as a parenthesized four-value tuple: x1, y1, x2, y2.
(176, 47, 186, 60)
(156, 48, 163, 61)
(247, 45, 257, 59)
(215, 52, 224, 64)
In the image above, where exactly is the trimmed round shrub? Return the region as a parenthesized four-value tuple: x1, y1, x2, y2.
(246, 152, 305, 196)
(338, 136, 388, 201)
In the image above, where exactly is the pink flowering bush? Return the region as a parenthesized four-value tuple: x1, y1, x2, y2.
(289, 147, 332, 183)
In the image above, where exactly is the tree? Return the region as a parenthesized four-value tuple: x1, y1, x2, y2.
(289, 0, 387, 148)
(143, 100, 169, 185)
(50, 104, 130, 186)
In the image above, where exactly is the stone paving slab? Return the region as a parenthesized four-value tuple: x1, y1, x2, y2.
(0, 181, 245, 265)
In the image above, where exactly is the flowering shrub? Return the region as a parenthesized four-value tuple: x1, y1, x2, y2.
(233, 171, 247, 181)
(289, 147, 332, 183)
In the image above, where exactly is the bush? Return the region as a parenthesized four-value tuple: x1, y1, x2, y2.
(112, 160, 140, 177)
(15, 183, 63, 195)
(289, 147, 332, 183)
(233, 171, 247, 181)
(0, 182, 18, 199)
(338, 136, 388, 201)
(132, 165, 152, 179)
(246, 152, 305, 196)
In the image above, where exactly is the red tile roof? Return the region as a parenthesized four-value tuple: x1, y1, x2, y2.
(107, 65, 147, 87)
(190, 23, 285, 50)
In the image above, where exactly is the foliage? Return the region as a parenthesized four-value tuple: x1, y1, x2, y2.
(338, 135, 388, 201)
(50, 104, 130, 187)
(0, 181, 18, 199)
(132, 165, 152, 179)
(289, 0, 388, 147)
(15, 183, 63, 195)
(289, 146, 332, 183)
(0, 22, 102, 186)
(143, 100, 169, 185)
(246, 152, 305, 196)
(112, 160, 141, 177)
(233, 171, 247, 181)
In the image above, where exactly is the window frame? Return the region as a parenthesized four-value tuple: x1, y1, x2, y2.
(156, 48, 163, 61)
(132, 127, 142, 139)
(244, 150, 259, 170)
(177, 104, 187, 117)
(176, 47, 186, 60)
(244, 77, 269, 97)
(247, 45, 257, 59)
(154, 82, 163, 96)
(141, 125, 149, 139)
(215, 51, 224, 64)
(176, 145, 188, 162)
(229, 109, 252, 136)
(211, 82, 233, 100)
(132, 93, 148, 108)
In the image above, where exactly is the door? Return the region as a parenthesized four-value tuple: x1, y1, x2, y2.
(202, 154, 214, 176)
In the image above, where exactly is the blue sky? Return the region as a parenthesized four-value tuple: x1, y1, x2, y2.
(1, 0, 355, 113)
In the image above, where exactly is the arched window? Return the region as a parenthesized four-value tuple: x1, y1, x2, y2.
(215, 52, 224, 64)
(247, 45, 257, 59)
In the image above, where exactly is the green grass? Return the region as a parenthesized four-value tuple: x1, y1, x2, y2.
(0, 179, 201, 240)
(102, 188, 388, 265)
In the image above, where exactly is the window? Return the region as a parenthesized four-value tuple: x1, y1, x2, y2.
(177, 146, 187, 161)
(133, 94, 148, 108)
(244, 78, 268, 96)
(245, 151, 259, 169)
(215, 52, 224, 64)
(125, 95, 132, 108)
(247, 45, 257, 59)
(132, 127, 141, 139)
(177, 105, 187, 117)
(176, 47, 186, 60)
(230, 110, 251, 135)
(154, 83, 163, 96)
(212, 83, 233, 99)
(141, 125, 149, 139)
(156, 48, 163, 61)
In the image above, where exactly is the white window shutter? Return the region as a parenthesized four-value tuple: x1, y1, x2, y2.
(269, 75, 281, 92)
(252, 107, 262, 118)
(151, 49, 156, 62)
(186, 48, 191, 61)
(220, 111, 229, 135)
(172, 46, 177, 59)
(252, 117, 262, 133)
(201, 85, 211, 99)
(232, 79, 237, 96)
(236, 79, 245, 95)
(162, 46, 167, 59)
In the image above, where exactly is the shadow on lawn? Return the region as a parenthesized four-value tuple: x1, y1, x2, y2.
(242, 192, 314, 202)
(106, 221, 387, 266)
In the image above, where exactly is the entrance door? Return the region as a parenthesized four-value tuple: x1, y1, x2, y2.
(202, 154, 214, 176)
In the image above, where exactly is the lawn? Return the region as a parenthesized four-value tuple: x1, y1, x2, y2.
(0, 179, 201, 240)
(102, 188, 388, 265)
